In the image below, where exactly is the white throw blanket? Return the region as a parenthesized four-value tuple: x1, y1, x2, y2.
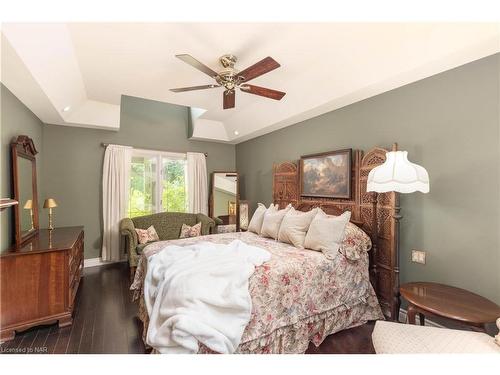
(144, 239, 271, 354)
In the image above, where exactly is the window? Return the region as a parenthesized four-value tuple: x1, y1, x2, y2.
(128, 149, 187, 217)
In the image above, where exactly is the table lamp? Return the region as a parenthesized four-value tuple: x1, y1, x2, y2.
(367, 143, 429, 319)
(43, 198, 58, 230)
(23, 199, 34, 230)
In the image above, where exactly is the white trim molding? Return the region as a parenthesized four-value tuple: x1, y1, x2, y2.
(84, 257, 127, 268)
(398, 308, 444, 329)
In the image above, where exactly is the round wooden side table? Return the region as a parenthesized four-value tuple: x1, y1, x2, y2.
(400, 282, 500, 332)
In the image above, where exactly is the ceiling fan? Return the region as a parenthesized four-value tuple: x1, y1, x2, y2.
(170, 54, 286, 109)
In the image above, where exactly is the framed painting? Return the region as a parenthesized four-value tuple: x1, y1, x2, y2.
(300, 149, 352, 199)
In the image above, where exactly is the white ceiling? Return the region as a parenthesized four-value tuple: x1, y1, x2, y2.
(2, 23, 499, 143)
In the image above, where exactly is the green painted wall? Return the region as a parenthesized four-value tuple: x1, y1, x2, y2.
(1, 84, 45, 251)
(42, 95, 235, 259)
(236, 54, 500, 304)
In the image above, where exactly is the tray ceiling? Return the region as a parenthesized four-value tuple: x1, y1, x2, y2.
(2, 23, 499, 143)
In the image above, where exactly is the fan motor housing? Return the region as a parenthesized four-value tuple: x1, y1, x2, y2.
(219, 54, 237, 68)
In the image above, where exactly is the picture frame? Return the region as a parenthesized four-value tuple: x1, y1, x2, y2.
(300, 149, 352, 199)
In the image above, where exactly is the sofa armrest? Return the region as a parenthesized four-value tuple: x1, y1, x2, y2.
(120, 218, 139, 267)
(196, 213, 216, 235)
(213, 217, 223, 225)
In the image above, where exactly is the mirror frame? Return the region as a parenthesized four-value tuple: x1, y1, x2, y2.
(209, 171, 239, 232)
(11, 135, 39, 246)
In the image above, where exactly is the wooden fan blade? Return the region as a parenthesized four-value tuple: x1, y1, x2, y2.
(237, 57, 280, 83)
(240, 84, 286, 100)
(175, 54, 219, 78)
(170, 84, 220, 93)
(223, 90, 235, 109)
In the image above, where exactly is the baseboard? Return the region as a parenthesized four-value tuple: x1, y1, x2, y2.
(398, 308, 444, 328)
(83, 257, 127, 268)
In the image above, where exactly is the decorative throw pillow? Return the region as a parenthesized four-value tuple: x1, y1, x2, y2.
(339, 222, 372, 261)
(179, 222, 202, 239)
(135, 225, 160, 245)
(278, 207, 318, 248)
(260, 204, 292, 239)
(248, 203, 277, 235)
(304, 210, 351, 260)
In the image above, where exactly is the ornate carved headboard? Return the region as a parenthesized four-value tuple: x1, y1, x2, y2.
(272, 148, 399, 321)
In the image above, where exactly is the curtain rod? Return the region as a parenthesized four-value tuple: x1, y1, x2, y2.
(101, 143, 208, 157)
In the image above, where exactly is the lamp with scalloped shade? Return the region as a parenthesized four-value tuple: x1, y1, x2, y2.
(367, 145, 429, 194)
(366, 143, 430, 320)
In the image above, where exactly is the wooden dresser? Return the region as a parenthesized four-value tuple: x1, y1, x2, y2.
(0, 226, 84, 342)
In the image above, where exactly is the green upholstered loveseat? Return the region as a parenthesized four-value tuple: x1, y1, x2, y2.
(120, 212, 215, 272)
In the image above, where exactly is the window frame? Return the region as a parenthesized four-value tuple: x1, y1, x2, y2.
(129, 148, 187, 216)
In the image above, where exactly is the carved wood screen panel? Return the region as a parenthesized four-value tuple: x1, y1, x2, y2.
(272, 148, 399, 320)
(359, 148, 398, 320)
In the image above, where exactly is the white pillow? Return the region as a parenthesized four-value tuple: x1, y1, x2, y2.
(260, 204, 292, 239)
(248, 203, 277, 235)
(278, 207, 318, 248)
(304, 209, 351, 259)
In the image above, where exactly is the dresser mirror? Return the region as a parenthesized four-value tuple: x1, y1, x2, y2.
(209, 172, 239, 232)
(11, 135, 39, 246)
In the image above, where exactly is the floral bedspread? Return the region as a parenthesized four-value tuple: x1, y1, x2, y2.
(131, 232, 383, 353)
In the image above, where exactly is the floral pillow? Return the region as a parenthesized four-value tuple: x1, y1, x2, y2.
(179, 222, 202, 239)
(135, 225, 160, 245)
(338, 222, 372, 261)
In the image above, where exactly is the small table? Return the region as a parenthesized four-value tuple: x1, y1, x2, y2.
(400, 282, 500, 332)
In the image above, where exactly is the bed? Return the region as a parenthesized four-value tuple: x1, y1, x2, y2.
(131, 230, 383, 354)
(130, 146, 400, 353)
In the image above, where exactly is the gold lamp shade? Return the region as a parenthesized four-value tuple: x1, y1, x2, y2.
(23, 199, 33, 210)
(43, 198, 58, 209)
(43, 198, 58, 230)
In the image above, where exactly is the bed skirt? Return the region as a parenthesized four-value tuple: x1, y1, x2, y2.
(136, 292, 382, 354)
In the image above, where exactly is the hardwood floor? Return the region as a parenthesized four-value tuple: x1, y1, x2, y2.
(0, 263, 145, 354)
(306, 322, 375, 354)
(0, 262, 375, 354)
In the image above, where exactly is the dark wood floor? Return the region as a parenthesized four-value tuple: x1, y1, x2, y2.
(0, 262, 375, 354)
(0, 263, 145, 354)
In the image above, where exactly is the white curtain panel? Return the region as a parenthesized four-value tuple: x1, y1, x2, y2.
(102, 145, 132, 261)
(187, 152, 208, 215)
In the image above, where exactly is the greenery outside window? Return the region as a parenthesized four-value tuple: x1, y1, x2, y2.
(128, 149, 187, 217)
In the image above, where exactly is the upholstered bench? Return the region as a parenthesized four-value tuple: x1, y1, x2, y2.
(372, 320, 500, 354)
